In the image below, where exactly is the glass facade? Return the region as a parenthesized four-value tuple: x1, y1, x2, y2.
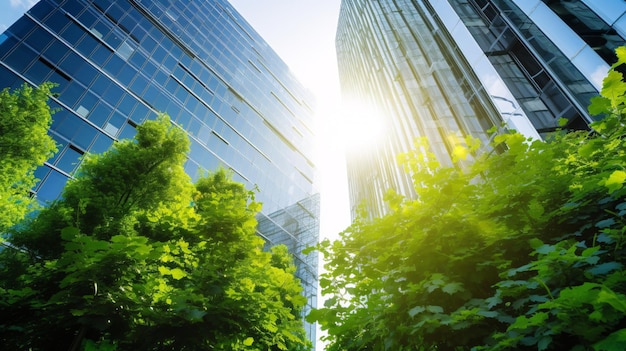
(337, 0, 625, 218)
(0, 0, 319, 344)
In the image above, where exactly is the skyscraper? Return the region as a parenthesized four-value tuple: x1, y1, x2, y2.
(336, 0, 626, 218)
(0, 0, 319, 343)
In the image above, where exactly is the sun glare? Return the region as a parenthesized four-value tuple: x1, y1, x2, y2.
(339, 100, 386, 151)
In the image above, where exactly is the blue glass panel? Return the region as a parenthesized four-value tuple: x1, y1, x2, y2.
(36, 169, 68, 202)
(74, 62, 98, 86)
(89, 101, 112, 127)
(54, 112, 81, 138)
(77, 9, 98, 28)
(43, 40, 67, 64)
(24, 59, 51, 85)
(140, 35, 157, 53)
(8, 17, 35, 39)
(59, 52, 85, 75)
(106, 3, 125, 23)
(103, 83, 124, 106)
(72, 122, 98, 150)
(0, 66, 18, 88)
(118, 123, 137, 140)
(130, 74, 148, 95)
(117, 94, 137, 116)
(0, 34, 17, 58)
(28, 0, 55, 21)
(104, 54, 124, 76)
(184, 160, 200, 181)
(90, 74, 110, 96)
(63, 0, 85, 17)
(48, 70, 71, 91)
(116, 63, 136, 86)
(76, 34, 99, 57)
(59, 82, 83, 108)
(60, 22, 84, 46)
(55, 146, 82, 173)
(44, 10, 68, 33)
(90, 45, 113, 66)
(130, 104, 148, 124)
(129, 50, 147, 68)
(5, 45, 37, 73)
(90, 133, 114, 154)
(33, 166, 50, 190)
(26, 27, 54, 51)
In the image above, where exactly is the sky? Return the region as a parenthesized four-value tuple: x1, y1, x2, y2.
(0, 0, 351, 239)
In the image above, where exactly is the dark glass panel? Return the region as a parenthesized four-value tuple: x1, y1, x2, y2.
(72, 122, 98, 150)
(44, 10, 68, 33)
(24, 59, 51, 84)
(76, 34, 99, 56)
(90, 133, 114, 154)
(5, 45, 37, 73)
(102, 83, 124, 106)
(90, 45, 113, 66)
(118, 122, 137, 140)
(55, 146, 82, 173)
(28, 0, 55, 21)
(36, 169, 68, 202)
(9, 17, 35, 39)
(129, 74, 148, 95)
(89, 101, 112, 127)
(42, 39, 68, 64)
(26, 27, 54, 52)
(117, 93, 137, 116)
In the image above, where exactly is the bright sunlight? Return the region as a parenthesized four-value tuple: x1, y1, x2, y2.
(339, 99, 386, 151)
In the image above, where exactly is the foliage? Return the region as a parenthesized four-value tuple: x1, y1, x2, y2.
(0, 83, 57, 233)
(0, 115, 310, 350)
(310, 51, 626, 350)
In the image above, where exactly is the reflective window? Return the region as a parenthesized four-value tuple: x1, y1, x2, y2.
(36, 169, 68, 203)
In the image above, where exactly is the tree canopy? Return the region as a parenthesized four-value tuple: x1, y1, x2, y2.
(0, 115, 310, 350)
(309, 49, 626, 350)
(0, 83, 57, 233)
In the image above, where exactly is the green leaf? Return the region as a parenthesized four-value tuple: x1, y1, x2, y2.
(243, 337, 254, 346)
(587, 262, 622, 276)
(409, 306, 425, 318)
(61, 226, 80, 241)
(426, 305, 444, 314)
(601, 70, 626, 108)
(529, 238, 544, 249)
(596, 218, 616, 229)
(605, 170, 626, 193)
(170, 268, 186, 280)
(442, 282, 464, 295)
(538, 336, 552, 351)
(588, 96, 611, 116)
(594, 329, 626, 350)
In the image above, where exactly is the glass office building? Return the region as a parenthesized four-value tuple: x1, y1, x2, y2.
(336, 0, 626, 218)
(0, 0, 319, 343)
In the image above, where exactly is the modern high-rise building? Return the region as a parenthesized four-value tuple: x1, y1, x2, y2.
(336, 0, 626, 218)
(0, 0, 319, 344)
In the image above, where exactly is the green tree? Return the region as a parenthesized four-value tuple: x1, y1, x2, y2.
(0, 83, 57, 233)
(310, 49, 626, 350)
(0, 115, 310, 350)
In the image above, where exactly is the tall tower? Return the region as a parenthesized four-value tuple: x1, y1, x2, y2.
(336, 0, 626, 218)
(0, 0, 319, 344)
